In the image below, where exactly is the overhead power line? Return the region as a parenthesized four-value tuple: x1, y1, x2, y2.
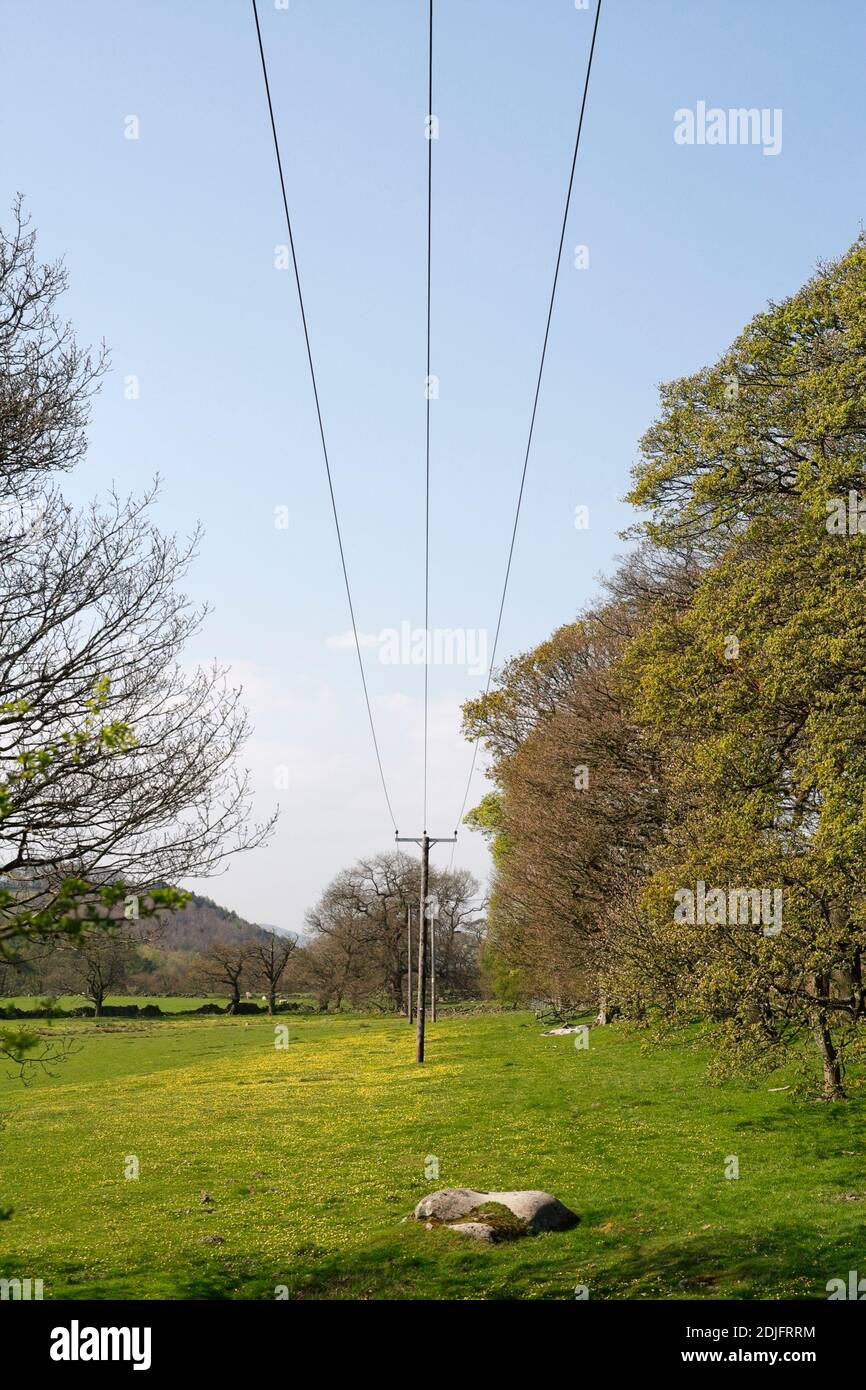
(451, 0, 603, 855)
(251, 0, 399, 835)
(422, 0, 434, 834)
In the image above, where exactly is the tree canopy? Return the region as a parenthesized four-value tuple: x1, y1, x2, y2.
(465, 235, 866, 1097)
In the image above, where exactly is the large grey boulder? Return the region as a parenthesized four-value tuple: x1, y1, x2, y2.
(414, 1186, 578, 1237)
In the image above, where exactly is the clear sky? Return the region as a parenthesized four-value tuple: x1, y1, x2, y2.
(3, 0, 865, 931)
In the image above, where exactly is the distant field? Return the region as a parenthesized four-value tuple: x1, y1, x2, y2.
(1, 1009, 863, 1300)
(2, 995, 498, 1017)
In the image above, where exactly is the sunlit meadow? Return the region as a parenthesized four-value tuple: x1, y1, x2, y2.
(1, 1011, 864, 1300)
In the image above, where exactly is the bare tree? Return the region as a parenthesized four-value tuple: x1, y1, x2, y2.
(0, 484, 276, 897)
(0, 201, 276, 948)
(301, 853, 482, 1011)
(294, 923, 369, 1013)
(250, 931, 298, 1014)
(0, 195, 106, 503)
(192, 941, 256, 1014)
(57, 930, 143, 1017)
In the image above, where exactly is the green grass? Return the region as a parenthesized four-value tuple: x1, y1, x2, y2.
(1, 1009, 864, 1300)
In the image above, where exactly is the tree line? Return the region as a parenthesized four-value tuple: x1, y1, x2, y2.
(464, 235, 866, 1099)
(1, 852, 483, 1016)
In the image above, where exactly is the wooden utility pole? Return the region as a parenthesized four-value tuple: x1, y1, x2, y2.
(430, 895, 437, 1023)
(417, 834, 430, 1061)
(406, 905, 413, 1024)
(396, 831, 455, 1062)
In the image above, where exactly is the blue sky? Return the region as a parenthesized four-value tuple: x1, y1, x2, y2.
(3, 0, 865, 930)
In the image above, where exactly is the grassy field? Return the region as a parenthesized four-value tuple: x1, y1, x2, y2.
(1, 1009, 864, 1300)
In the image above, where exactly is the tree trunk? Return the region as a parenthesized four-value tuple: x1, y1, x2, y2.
(392, 973, 404, 1014)
(808, 974, 845, 1099)
(597, 987, 608, 1026)
(812, 1016, 844, 1099)
(267, 988, 276, 1016)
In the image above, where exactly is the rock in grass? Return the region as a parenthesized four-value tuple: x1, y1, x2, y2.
(494, 1190, 579, 1233)
(415, 1187, 488, 1223)
(414, 1187, 578, 1237)
(445, 1220, 499, 1242)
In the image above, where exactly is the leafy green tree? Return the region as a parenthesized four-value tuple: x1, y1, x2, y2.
(622, 235, 866, 1097)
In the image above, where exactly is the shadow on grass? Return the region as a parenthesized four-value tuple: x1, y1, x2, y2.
(588, 1221, 863, 1300)
(166, 1217, 859, 1300)
(13, 1211, 863, 1301)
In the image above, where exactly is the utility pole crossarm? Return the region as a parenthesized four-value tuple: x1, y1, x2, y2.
(395, 837, 456, 847)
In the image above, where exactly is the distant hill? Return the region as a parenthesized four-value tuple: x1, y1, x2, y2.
(154, 893, 273, 953)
